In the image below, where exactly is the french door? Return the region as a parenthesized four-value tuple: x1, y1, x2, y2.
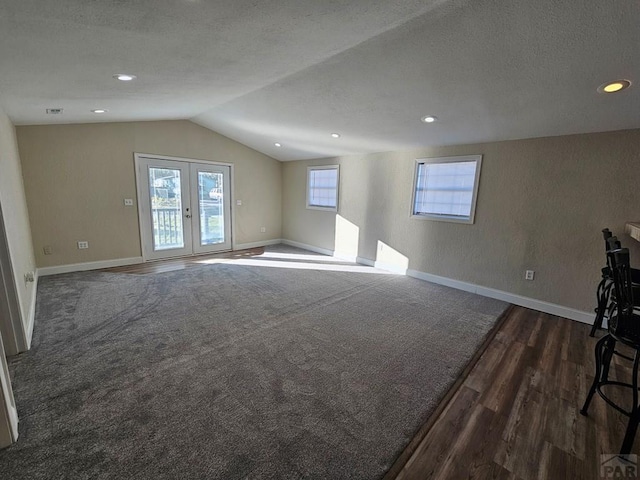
(135, 155, 232, 261)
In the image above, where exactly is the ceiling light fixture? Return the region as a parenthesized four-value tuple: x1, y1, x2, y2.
(331, 133, 341, 138)
(113, 74, 137, 82)
(421, 115, 438, 123)
(274, 143, 282, 147)
(597, 80, 631, 94)
(91, 109, 108, 114)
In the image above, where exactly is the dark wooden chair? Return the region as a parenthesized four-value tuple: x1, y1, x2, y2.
(590, 230, 619, 336)
(581, 248, 640, 455)
(590, 230, 640, 337)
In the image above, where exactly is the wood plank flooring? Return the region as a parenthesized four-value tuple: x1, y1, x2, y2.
(394, 306, 638, 480)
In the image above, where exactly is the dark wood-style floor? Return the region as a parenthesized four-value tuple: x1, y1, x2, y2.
(394, 306, 638, 480)
(105, 253, 636, 479)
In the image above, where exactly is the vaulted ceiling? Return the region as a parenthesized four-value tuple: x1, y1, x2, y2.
(1, 0, 638, 161)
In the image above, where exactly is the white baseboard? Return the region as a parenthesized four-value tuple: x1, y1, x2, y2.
(406, 269, 594, 325)
(37, 257, 144, 277)
(7, 398, 18, 444)
(25, 271, 37, 349)
(282, 239, 594, 325)
(233, 239, 283, 250)
(334, 253, 358, 262)
(374, 261, 408, 275)
(356, 256, 375, 267)
(0, 390, 18, 448)
(37, 241, 283, 276)
(37, 242, 281, 276)
(282, 240, 362, 263)
(38, 241, 593, 326)
(281, 239, 335, 257)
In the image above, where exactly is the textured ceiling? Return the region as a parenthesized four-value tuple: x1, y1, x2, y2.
(1, 0, 638, 161)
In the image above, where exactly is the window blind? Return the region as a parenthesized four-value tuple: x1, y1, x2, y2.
(413, 160, 477, 218)
(308, 168, 338, 208)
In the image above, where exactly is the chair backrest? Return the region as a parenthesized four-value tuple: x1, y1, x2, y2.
(608, 248, 639, 342)
(602, 228, 612, 251)
(607, 236, 622, 252)
(603, 237, 623, 276)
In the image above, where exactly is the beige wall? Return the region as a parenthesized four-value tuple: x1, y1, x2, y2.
(282, 129, 640, 313)
(17, 121, 282, 268)
(0, 107, 37, 345)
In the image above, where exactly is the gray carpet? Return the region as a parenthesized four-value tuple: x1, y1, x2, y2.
(0, 245, 508, 479)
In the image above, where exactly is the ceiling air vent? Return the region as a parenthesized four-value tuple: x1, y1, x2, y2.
(46, 108, 63, 114)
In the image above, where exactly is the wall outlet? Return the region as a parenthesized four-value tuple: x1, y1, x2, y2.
(43, 245, 53, 255)
(24, 272, 34, 283)
(77, 241, 89, 249)
(260, 226, 266, 233)
(236, 199, 242, 206)
(525, 270, 535, 281)
(124, 198, 134, 206)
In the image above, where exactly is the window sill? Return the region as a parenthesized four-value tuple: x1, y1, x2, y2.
(306, 205, 338, 212)
(410, 213, 474, 224)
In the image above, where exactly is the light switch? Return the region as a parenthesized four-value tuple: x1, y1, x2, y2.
(124, 198, 134, 206)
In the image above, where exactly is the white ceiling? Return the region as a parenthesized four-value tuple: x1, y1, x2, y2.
(1, 0, 638, 161)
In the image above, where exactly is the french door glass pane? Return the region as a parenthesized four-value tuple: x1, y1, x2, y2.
(149, 167, 184, 250)
(198, 171, 225, 246)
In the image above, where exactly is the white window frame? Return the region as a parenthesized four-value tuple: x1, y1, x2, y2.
(306, 165, 340, 212)
(410, 155, 482, 224)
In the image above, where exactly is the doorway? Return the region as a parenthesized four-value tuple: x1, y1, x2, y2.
(135, 154, 232, 261)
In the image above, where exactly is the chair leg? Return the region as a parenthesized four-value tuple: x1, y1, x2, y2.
(581, 334, 611, 416)
(620, 351, 640, 455)
(590, 278, 610, 337)
(602, 336, 615, 382)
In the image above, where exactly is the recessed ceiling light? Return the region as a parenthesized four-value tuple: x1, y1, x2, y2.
(597, 80, 631, 94)
(274, 143, 282, 147)
(113, 74, 137, 82)
(331, 133, 341, 138)
(91, 109, 108, 114)
(421, 115, 438, 123)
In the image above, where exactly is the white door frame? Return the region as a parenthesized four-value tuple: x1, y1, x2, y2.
(0, 330, 18, 448)
(0, 204, 27, 356)
(134, 153, 235, 261)
(0, 203, 20, 447)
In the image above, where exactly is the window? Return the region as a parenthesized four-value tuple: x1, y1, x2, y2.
(307, 165, 339, 211)
(411, 155, 482, 224)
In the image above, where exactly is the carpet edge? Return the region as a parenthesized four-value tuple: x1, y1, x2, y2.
(381, 303, 515, 480)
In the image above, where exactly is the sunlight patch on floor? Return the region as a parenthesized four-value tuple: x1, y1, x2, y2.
(196, 257, 396, 274)
(256, 251, 355, 264)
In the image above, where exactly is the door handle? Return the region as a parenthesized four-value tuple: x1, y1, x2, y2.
(185, 214, 192, 218)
